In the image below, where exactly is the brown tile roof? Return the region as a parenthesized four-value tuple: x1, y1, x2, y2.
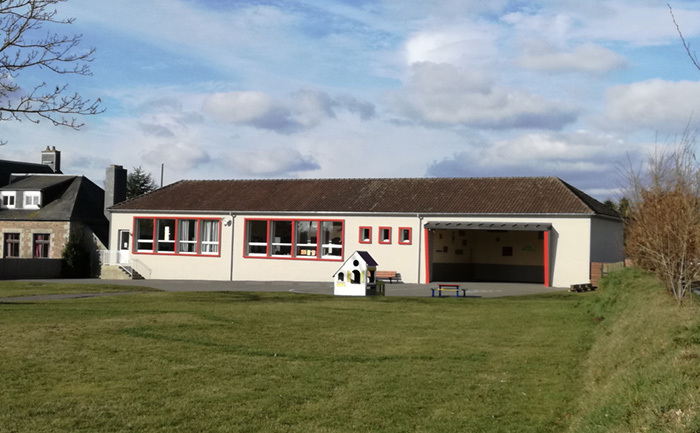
(110, 177, 619, 218)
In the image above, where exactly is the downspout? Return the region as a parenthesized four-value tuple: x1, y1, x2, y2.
(229, 213, 236, 281)
(417, 214, 423, 284)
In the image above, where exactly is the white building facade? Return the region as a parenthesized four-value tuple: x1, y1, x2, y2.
(106, 177, 624, 288)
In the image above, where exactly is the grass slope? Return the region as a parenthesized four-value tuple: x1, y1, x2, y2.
(0, 288, 595, 433)
(567, 268, 700, 432)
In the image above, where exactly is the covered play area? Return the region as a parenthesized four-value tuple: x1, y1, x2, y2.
(424, 221, 550, 285)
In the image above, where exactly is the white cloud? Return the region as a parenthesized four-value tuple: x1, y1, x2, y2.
(518, 41, 627, 74)
(202, 89, 375, 134)
(604, 79, 700, 132)
(142, 141, 210, 172)
(202, 92, 274, 124)
(404, 24, 501, 68)
(226, 147, 320, 177)
(390, 61, 578, 129)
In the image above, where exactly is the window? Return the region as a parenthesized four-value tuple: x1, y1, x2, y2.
(246, 220, 268, 255)
(399, 227, 412, 245)
(135, 218, 154, 252)
(4, 233, 19, 258)
(200, 220, 220, 254)
(244, 218, 343, 261)
(502, 246, 513, 257)
(359, 227, 372, 244)
(270, 220, 292, 257)
(33, 234, 50, 258)
(157, 219, 176, 253)
(133, 217, 220, 256)
(24, 192, 41, 208)
(379, 227, 392, 244)
(178, 220, 197, 253)
(295, 220, 318, 257)
(321, 221, 343, 258)
(1, 192, 16, 209)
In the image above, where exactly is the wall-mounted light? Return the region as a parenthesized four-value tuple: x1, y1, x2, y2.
(223, 219, 233, 227)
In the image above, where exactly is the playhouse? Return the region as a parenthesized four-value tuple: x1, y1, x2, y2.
(334, 251, 378, 296)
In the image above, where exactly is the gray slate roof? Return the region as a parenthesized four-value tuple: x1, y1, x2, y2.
(111, 176, 620, 219)
(0, 175, 108, 244)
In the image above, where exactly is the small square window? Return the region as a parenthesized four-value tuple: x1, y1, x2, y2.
(379, 227, 391, 244)
(359, 227, 372, 244)
(502, 246, 513, 257)
(399, 227, 412, 245)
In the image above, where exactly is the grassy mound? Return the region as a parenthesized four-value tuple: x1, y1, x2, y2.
(568, 267, 700, 432)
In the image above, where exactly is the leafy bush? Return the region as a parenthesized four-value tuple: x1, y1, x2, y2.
(61, 232, 91, 277)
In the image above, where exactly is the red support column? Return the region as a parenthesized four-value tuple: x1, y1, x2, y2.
(424, 228, 430, 283)
(543, 230, 550, 287)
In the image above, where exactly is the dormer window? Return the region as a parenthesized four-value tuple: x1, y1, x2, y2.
(1, 192, 16, 209)
(24, 192, 41, 209)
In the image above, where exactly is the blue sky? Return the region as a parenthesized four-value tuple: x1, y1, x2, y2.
(4, 0, 700, 199)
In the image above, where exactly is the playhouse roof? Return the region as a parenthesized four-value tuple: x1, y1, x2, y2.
(111, 176, 619, 218)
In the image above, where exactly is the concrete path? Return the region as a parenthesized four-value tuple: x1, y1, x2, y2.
(2, 278, 567, 302)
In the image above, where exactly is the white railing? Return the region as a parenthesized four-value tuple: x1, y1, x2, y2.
(98, 249, 151, 279)
(99, 249, 119, 266)
(130, 257, 152, 279)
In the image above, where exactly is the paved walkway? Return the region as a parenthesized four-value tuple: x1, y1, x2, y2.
(3, 278, 566, 302)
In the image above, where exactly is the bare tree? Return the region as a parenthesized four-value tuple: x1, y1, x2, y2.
(0, 0, 101, 140)
(624, 130, 700, 305)
(669, 4, 700, 71)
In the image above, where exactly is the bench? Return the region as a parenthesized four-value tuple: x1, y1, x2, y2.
(569, 283, 595, 292)
(431, 284, 467, 297)
(376, 271, 400, 283)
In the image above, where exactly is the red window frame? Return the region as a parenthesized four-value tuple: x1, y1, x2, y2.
(379, 226, 392, 244)
(243, 218, 344, 261)
(399, 227, 412, 245)
(132, 217, 221, 257)
(359, 226, 372, 244)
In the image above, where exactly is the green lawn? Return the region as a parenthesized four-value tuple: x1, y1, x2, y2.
(0, 288, 595, 432)
(2, 272, 698, 432)
(0, 281, 158, 298)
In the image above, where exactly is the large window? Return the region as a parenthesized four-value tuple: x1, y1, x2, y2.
(33, 234, 50, 258)
(134, 217, 220, 256)
(4, 233, 19, 258)
(200, 220, 220, 255)
(270, 220, 292, 257)
(245, 219, 344, 261)
(246, 220, 268, 256)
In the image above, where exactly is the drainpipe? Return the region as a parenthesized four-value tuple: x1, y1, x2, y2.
(417, 214, 423, 284)
(229, 213, 236, 281)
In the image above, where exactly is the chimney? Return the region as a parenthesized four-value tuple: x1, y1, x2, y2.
(41, 146, 61, 173)
(104, 165, 127, 221)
